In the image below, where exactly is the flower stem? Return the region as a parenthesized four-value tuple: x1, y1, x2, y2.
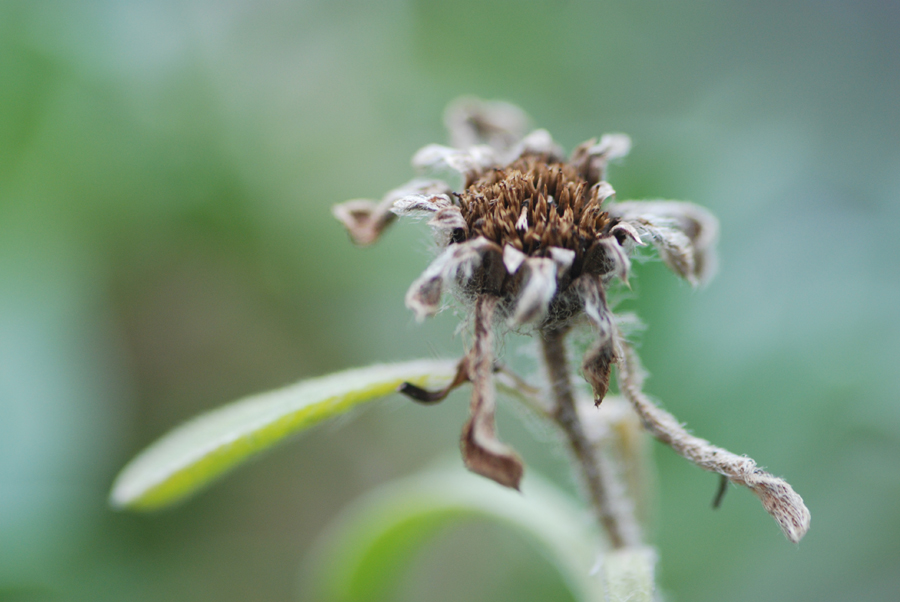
(540, 327, 630, 549)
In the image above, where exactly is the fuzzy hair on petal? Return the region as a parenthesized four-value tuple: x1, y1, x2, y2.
(608, 201, 719, 286)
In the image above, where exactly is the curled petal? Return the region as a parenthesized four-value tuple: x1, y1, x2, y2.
(509, 257, 558, 326)
(404, 237, 499, 320)
(404, 247, 456, 320)
(391, 193, 454, 216)
(391, 194, 467, 245)
(461, 296, 524, 489)
(571, 134, 633, 186)
(608, 201, 719, 286)
(428, 207, 468, 240)
(333, 179, 451, 246)
(577, 275, 614, 340)
(443, 97, 529, 152)
(610, 221, 645, 249)
(512, 129, 565, 161)
(412, 144, 499, 180)
(548, 247, 575, 273)
(469, 238, 507, 296)
(583, 237, 632, 285)
(576, 276, 617, 405)
(584, 345, 616, 407)
(592, 134, 632, 162)
(453, 236, 496, 284)
(600, 238, 631, 285)
(592, 181, 617, 205)
(502, 244, 526, 274)
(331, 200, 389, 246)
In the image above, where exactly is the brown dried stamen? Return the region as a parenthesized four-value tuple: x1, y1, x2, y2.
(458, 156, 616, 269)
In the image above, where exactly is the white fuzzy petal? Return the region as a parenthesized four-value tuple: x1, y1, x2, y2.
(509, 257, 558, 326)
(334, 179, 451, 246)
(592, 181, 617, 204)
(608, 201, 719, 286)
(577, 276, 613, 341)
(548, 247, 575, 272)
(610, 221, 645, 247)
(502, 244, 527, 274)
(385, 179, 453, 202)
(405, 247, 456, 320)
(412, 144, 498, 177)
(597, 238, 632, 285)
(392, 193, 453, 215)
(444, 97, 530, 151)
(427, 206, 467, 231)
(449, 236, 495, 283)
(590, 134, 632, 161)
(404, 239, 492, 320)
(513, 129, 564, 160)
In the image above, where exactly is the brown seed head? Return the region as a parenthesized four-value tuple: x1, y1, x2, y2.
(459, 155, 616, 259)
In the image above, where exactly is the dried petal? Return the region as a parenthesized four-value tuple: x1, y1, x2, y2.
(334, 179, 451, 245)
(592, 134, 632, 162)
(598, 238, 632, 285)
(461, 296, 523, 489)
(399, 357, 470, 404)
(576, 276, 617, 405)
(391, 193, 468, 244)
(452, 236, 495, 284)
(404, 246, 455, 320)
(509, 257, 558, 326)
(444, 97, 529, 152)
(592, 181, 617, 205)
(582, 237, 632, 285)
(331, 199, 390, 246)
(610, 221, 645, 249)
(412, 144, 498, 180)
(405, 237, 500, 320)
(391, 193, 453, 215)
(570, 134, 633, 185)
(512, 129, 565, 161)
(608, 201, 719, 286)
(548, 246, 575, 272)
(502, 244, 526, 274)
(428, 207, 468, 240)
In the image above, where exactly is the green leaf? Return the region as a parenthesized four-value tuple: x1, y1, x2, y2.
(304, 466, 608, 602)
(109, 360, 457, 511)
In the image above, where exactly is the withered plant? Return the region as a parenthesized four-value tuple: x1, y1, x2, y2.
(334, 97, 809, 548)
(112, 97, 810, 600)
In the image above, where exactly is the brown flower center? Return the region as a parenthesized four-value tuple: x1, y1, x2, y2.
(457, 155, 615, 262)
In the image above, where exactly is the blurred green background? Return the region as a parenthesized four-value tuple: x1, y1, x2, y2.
(2, 0, 898, 600)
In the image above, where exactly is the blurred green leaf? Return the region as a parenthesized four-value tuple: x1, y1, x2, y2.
(305, 467, 609, 602)
(109, 360, 456, 511)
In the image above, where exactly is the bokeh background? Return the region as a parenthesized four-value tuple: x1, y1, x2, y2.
(2, 1, 898, 600)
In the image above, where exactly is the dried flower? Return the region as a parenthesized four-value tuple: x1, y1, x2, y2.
(333, 98, 809, 544)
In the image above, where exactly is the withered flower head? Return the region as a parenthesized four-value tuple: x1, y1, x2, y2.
(333, 97, 718, 491)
